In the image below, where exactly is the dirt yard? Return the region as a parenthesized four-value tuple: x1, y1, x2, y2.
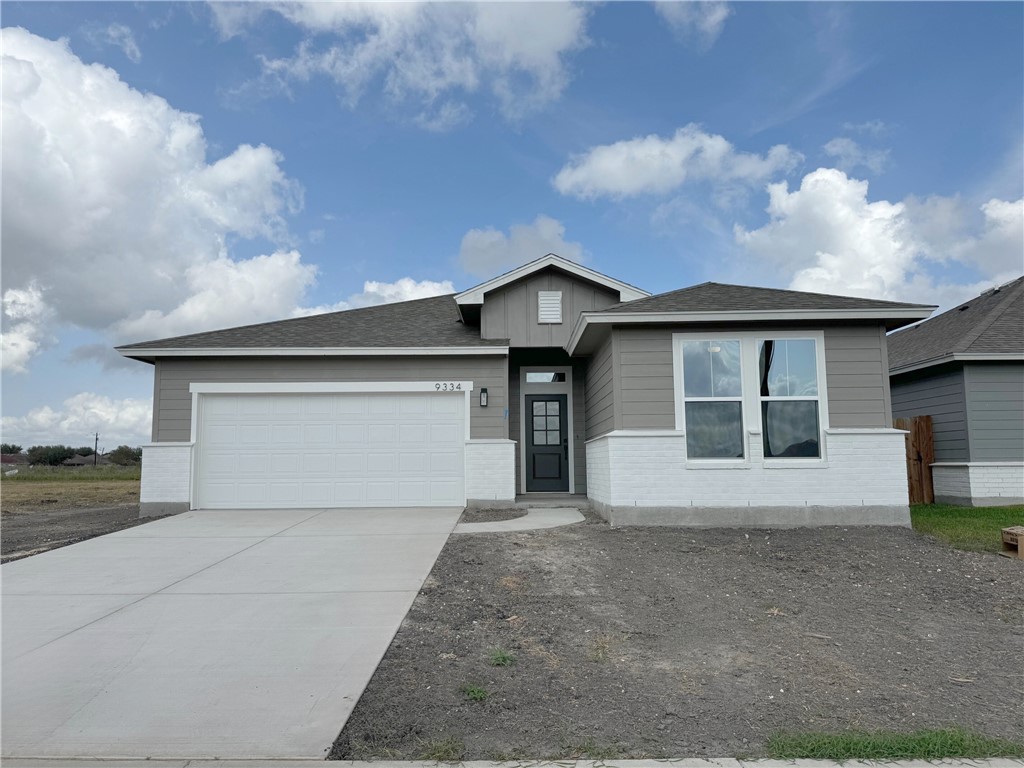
(333, 512, 1024, 760)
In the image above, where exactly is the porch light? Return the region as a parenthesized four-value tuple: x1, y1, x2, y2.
(479, 388, 488, 407)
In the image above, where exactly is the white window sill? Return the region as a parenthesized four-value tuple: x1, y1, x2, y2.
(684, 460, 752, 470)
(762, 459, 830, 470)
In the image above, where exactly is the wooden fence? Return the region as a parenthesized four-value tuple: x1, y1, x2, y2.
(894, 415, 935, 504)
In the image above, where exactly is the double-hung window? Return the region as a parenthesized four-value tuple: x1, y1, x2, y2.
(680, 339, 744, 459)
(675, 332, 828, 465)
(758, 338, 822, 459)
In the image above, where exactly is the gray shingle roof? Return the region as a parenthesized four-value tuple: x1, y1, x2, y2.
(605, 281, 933, 313)
(117, 294, 507, 352)
(887, 276, 1024, 371)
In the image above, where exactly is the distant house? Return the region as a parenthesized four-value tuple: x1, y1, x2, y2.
(888, 277, 1024, 506)
(1, 454, 29, 465)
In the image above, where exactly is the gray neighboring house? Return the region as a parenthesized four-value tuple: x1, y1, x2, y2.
(888, 276, 1024, 506)
(118, 254, 934, 526)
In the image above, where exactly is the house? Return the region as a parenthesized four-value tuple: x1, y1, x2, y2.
(117, 254, 934, 526)
(888, 276, 1024, 506)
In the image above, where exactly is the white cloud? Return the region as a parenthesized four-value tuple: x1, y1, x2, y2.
(1, 392, 153, 447)
(655, 1, 732, 50)
(823, 137, 889, 174)
(841, 119, 887, 136)
(215, 2, 589, 124)
(1, 28, 308, 368)
(553, 124, 802, 201)
(296, 277, 456, 317)
(735, 167, 1023, 306)
(459, 215, 585, 277)
(86, 22, 142, 63)
(1, 284, 54, 373)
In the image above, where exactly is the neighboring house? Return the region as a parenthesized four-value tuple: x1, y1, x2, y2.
(1, 454, 29, 465)
(117, 254, 933, 526)
(888, 276, 1024, 506)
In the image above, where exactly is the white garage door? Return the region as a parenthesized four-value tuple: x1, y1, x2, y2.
(195, 392, 466, 509)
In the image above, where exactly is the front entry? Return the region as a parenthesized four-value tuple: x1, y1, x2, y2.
(525, 394, 569, 492)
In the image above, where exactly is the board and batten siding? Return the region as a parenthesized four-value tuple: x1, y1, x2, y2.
(586, 323, 893, 433)
(890, 367, 969, 462)
(152, 356, 508, 442)
(964, 363, 1024, 461)
(480, 268, 619, 348)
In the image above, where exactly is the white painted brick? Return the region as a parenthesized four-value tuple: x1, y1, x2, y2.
(934, 463, 1024, 503)
(140, 443, 192, 503)
(586, 429, 909, 509)
(465, 440, 516, 502)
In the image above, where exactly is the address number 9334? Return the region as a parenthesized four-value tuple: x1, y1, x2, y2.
(435, 382, 462, 391)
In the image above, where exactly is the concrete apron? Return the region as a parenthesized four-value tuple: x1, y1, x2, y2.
(2, 759, 1021, 768)
(1, 507, 463, 760)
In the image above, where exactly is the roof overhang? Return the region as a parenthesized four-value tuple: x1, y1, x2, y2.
(117, 345, 510, 362)
(566, 307, 936, 356)
(889, 352, 1024, 376)
(454, 253, 650, 306)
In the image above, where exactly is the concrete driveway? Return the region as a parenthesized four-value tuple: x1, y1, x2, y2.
(2, 507, 461, 759)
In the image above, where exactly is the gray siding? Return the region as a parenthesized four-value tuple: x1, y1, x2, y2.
(481, 268, 618, 347)
(584, 333, 615, 438)
(510, 351, 587, 493)
(890, 367, 969, 461)
(152, 355, 508, 442)
(964, 363, 1024, 461)
(598, 323, 892, 431)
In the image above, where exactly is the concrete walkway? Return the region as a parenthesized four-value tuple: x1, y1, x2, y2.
(1, 507, 462, 760)
(454, 506, 585, 533)
(2, 758, 1020, 768)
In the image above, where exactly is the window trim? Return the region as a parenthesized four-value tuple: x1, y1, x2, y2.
(672, 330, 829, 468)
(677, 337, 747, 464)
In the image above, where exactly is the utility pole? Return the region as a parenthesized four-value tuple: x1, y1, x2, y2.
(94, 433, 99, 466)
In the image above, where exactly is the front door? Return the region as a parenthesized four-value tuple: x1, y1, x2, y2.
(525, 394, 569, 492)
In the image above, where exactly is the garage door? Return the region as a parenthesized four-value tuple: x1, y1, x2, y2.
(195, 392, 465, 509)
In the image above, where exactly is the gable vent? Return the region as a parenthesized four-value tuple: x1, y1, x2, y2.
(538, 290, 562, 324)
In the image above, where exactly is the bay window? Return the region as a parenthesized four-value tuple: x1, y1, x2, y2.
(674, 331, 828, 465)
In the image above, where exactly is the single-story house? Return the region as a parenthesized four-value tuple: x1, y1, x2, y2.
(117, 254, 935, 526)
(888, 276, 1024, 506)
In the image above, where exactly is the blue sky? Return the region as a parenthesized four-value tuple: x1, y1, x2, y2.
(2, 1, 1022, 448)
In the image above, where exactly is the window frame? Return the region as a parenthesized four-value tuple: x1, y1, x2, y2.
(672, 330, 829, 469)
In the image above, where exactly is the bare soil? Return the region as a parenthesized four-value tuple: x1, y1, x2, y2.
(460, 508, 529, 524)
(333, 511, 1024, 760)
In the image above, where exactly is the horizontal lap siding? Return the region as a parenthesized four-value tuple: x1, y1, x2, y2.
(823, 325, 890, 427)
(965, 363, 1024, 461)
(890, 367, 969, 461)
(153, 356, 508, 442)
(585, 334, 615, 438)
(616, 329, 674, 430)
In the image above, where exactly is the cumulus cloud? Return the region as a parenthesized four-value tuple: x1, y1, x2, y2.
(1, 392, 153, 447)
(214, 2, 589, 124)
(296, 277, 456, 317)
(823, 137, 889, 175)
(459, 215, 585, 277)
(1, 284, 54, 373)
(553, 124, 801, 201)
(735, 167, 1023, 306)
(1, 28, 308, 367)
(84, 22, 142, 63)
(655, 1, 732, 50)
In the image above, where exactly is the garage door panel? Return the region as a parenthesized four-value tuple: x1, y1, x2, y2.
(197, 392, 466, 509)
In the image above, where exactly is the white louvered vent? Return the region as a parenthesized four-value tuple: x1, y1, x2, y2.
(538, 291, 563, 324)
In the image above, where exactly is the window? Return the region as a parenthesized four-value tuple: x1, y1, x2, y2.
(526, 371, 566, 383)
(680, 339, 744, 459)
(674, 331, 829, 466)
(532, 400, 560, 445)
(537, 291, 562, 323)
(758, 338, 821, 458)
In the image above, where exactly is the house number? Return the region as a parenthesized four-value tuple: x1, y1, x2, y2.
(435, 383, 462, 391)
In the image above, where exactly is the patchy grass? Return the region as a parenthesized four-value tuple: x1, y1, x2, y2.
(0, 481, 140, 512)
(1, 465, 141, 482)
(487, 647, 516, 667)
(460, 684, 489, 702)
(768, 728, 1024, 760)
(416, 736, 465, 761)
(911, 503, 1024, 553)
(586, 633, 618, 663)
(557, 736, 623, 760)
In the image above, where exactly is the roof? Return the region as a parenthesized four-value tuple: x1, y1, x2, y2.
(605, 281, 933, 313)
(887, 276, 1024, 374)
(117, 294, 508, 359)
(454, 253, 650, 306)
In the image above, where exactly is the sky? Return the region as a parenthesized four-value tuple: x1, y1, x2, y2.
(2, 1, 1022, 450)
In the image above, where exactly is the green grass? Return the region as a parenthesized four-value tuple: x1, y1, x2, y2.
(416, 735, 465, 761)
(911, 503, 1024, 553)
(460, 684, 489, 702)
(1, 465, 141, 482)
(487, 646, 516, 667)
(768, 728, 1024, 760)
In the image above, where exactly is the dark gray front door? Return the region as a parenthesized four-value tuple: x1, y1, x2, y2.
(525, 394, 569, 492)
